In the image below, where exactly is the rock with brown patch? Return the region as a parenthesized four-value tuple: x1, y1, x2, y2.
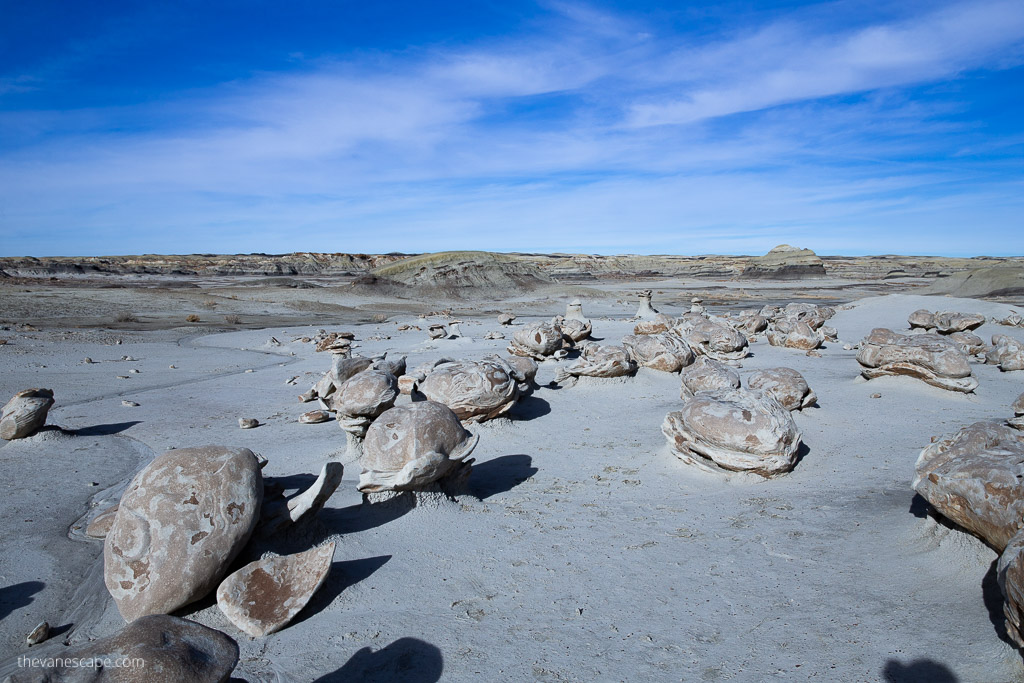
(987, 334, 1024, 371)
(679, 356, 741, 398)
(747, 367, 816, 411)
(217, 542, 335, 637)
(913, 422, 1024, 551)
(622, 333, 694, 373)
(507, 321, 565, 360)
(416, 358, 519, 422)
(557, 343, 637, 384)
(856, 328, 978, 392)
(1, 388, 54, 440)
(104, 446, 263, 622)
(671, 317, 749, 362)
(662, 388, 802, 477)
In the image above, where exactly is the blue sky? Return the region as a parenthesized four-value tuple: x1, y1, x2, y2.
(1, 0, 1022, 257)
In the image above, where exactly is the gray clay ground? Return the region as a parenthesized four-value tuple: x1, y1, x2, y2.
(1, 290, 1024, 682)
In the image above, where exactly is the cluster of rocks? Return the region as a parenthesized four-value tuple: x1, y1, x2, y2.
(760, 303, 837, 351)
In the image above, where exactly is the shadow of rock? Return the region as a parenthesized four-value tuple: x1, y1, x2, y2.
(0, 580, 45, 620)
(908, 493, 931, 519)
(792, 441, 810, 469)
(312, 637, 443, 682)
(882, 658, 958, 682)
(66, 422, 141, 436)
(319, 498, 414, 535)
(509, 395, 550, 421)
(292, 555, 391, 628)
(470, 454, 537, 500)
(982, 558, 1014, 645)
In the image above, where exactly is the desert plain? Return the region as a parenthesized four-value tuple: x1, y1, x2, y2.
(1, 248, 1024, 682)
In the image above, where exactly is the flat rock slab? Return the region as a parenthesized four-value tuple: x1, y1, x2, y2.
(217, 542, 336, 637)
(104, 445, 263, 622)
(7, 614, 238, 682)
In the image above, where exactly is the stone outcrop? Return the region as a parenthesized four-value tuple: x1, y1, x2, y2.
(856, 328, 978, 392)
(672, 317, 748, 362)
(217, 543, 335, 637)
(741, 245, 826, 279)
(104, 446, 263, 622)
(662, 389, 802, 476)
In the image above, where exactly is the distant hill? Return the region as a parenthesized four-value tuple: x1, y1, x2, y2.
(741, 245, 826, 279)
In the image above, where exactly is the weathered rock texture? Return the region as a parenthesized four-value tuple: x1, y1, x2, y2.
(766, 321, 824, 350)
(741, 245, 826, 279)
(856, 328, 978, 392)
(622, 333, 694, 373)
(358, 401, 478, 493)
(747, 367, 816, 411)
(998, 529, 1024, 647)
(1, 388, 54, 440)
(416, 359, 519, 422)
(507, 322, 565, 360)
(634, 313, 676, 335)
(933, 311, 986, 334)
(217, 542, 335, 637)
(557, 343, 637, 384)
(912, 422, 1024, 551)
(908, 309, 936, 330)
(662, 389, 802, 476)
(672, 318, 749, 362)
(330, 368, 399, 438)
(987, 334, 1024, 371)
(104, 446, 263, 622)
(6, 615, 239, 682)
(679, 356, 741, 398)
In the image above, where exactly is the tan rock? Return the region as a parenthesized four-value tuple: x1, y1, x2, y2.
(933, 311, 986, 334)
(330, 368, 399, 439)
(86, 503, 120, 539)
(6, 614, 239, 682)
(998, 529, 1024, 647)
(1014, 392, 1024, 416)
(987, 334, 1024, 371)
(908, 309, 936, 330)
(1, 388, 54, 440)
(680, 356, 740, 398)
(299, 410, 330, 424)
(633, 313, 676, 335)
(672, 318, 748, 362)
(507, 321, 564, 360)
(766, 321, 823, 350)
(747, 367, 816, 411)
(217, 543, 335, 637)
(856, 328, 978, 392)
(416, 359, 519, 422)
(557, 344, 637, 384)
(948, 330, 987, 356)
(622, 333, 694, 373)
(913, 421, 1024, 551)
(358, 401, 478, 493)
(104, 446, 263, 622)
(662, 389, 802, 476)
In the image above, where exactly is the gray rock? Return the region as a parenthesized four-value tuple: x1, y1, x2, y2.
(507, 322, 565, 360)
(104, 446, 263, 622)
(856, 328, 978, 392)
(747, 367, 816, 411)
(680, 356, 740, 399)
(987, 334, 1024, 371)
(622, 333, 694, 373)
(417, 359, 519, 423)
(1, 388, 54, 440)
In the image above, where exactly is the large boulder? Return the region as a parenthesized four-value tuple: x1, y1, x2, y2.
(6, 615, 238, 682)
(662, 389, 802, 476)
(217, 542, 335, 637)
(633, 313, 676, 335)
(908, 309, 936, 330)
(765, 320, 823, 350)
(507, 321, 565, 360)
(913, 422, 1024, 551)
(104, 446, 263, 622)
(1, 388, 54, 440)
(358, 401, 478, 493)
(856, 328, 978, 392)
(672, 318, 748, 362)
(987, 334, 1024, 371)
(622, 333, 694, 373)
(558, 343, 637, 382)
(747, 367, 816, 411)
(933, 311, 986, 334)
(416, 359, 519, 422)
(330, 367, 399, 437)
(998, 529, 1024, 647)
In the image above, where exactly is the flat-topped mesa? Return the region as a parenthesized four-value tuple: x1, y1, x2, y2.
(856, 328, 978, 392)
(741, 244, 827, 279)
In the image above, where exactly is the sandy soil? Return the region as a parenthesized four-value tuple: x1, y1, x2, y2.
(1, 285, 1023, 682)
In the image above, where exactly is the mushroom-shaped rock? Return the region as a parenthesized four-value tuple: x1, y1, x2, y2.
(498, 313, 516, 326)
(416, 359, 519, 422)
(934, 311, 986, 334)
(507, 321, 564, 360)
(999, 529, 1024, 647)
(766, 321, 823, 350)
(673, 318, 749, 362)
(636, 289, 659, 320)
(565, 299, 587, 322)
(372, 355, 407, 378)
(104, 446, 263, 622)
(662, 389, 802, 477)
(5, 615, 239, 683)
(558, 344, 637, 383)
(428, 323, 447, 340)
(499, 355, 540, 394)
(622, 333, 694, 373)
(908, 309, 936, 330)
(1, 388, 54, 440)
(856, 328, 978, 392)
(747, 367, 816, 411)
(913, 421, 1024, 551)
(358, 401, 478, 493)
(680, 356, 741, 398)
(987, 334, 1024, 371)
(634, 313, 676, 335)
(330, 368, 399, 439)
(311, 356, 373, 402)
(217, 542, 335, 637)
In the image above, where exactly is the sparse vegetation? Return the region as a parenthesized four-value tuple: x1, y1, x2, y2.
(201, 299, 218, 309)
(224, 314, 241, 325)
(185, 314, 200, 323)
(371, 313, 389, 323)
(116, 312, 139, 323)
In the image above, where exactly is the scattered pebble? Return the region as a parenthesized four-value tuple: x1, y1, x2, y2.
(239, 418, 259, 429)
(26, 621, 49, 646)
(245, 369, 254, 374)
(89, 481, 100, 487)
(299, 410, 330, 424)
(116, 375, 130, 380)
(169, 364, 176, 369)
(129, 368, 140, 374)
(870, 393, 882, 399)
(121, 355, 135, 361)
(83, 357, 94, 364)
(122, 400, 139, 407)
(843, 344, 854, 351)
